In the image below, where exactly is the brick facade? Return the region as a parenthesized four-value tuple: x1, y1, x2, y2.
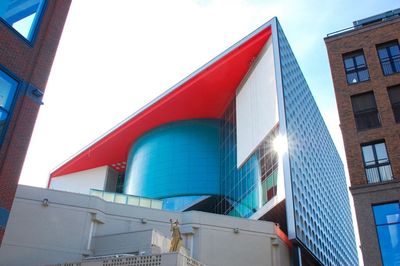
(0, 0, 71, 244)
(325, 18, 400, 186)
(325, 16, 400, 266)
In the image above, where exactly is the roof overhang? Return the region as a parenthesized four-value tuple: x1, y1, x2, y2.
(50, 20, 274, 183)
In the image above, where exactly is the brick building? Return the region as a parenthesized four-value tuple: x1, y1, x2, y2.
(0, 0, 71, 244)
(325, 9, 400, 266)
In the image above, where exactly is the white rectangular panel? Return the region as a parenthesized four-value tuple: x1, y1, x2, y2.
(236, 38, 278, 167)
(50, 166, 108, 194)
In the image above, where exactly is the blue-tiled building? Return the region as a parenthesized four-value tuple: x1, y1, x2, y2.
(50, 17, 358, 265)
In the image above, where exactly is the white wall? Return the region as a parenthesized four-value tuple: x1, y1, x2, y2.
(49, 166, 108, 194)
(236, 38, 278, 167)
(0, 185, 291, 266)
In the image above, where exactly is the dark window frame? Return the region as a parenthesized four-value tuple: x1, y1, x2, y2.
(387, 85, 400, 123)
(343, 50, 370, 85)
(377, 40, 400, 76)
(351, 91, 381, 131)
(361, 141, 393, 183)
(0, 0, 48, 46)
(0, 65, 20, 147)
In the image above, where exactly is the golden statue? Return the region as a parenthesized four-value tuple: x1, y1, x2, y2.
(169, 219, 183, 252)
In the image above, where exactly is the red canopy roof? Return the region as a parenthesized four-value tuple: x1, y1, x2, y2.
(50, 24, 272, 182)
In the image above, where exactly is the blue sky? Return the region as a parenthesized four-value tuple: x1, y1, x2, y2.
(20, 0, 399, 186)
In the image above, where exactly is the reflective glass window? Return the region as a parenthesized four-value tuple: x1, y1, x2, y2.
(388, 85, 400, 123)
(343, 51, 370, 84)
(373, 202, 400, 265)
(0, 69, 18, 142)
(361, 141, 392, 183)
(351, 91, 380, 131)
(377, 41, 400, 76)
(0, 0, 46, 41)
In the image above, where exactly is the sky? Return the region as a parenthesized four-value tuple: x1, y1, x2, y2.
(17, 1, 399, 264)
(19, 4, 398, 190)
(20, 0, 400, 186)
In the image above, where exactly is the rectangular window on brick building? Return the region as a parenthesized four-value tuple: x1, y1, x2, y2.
(377, 41, 400, 76)
(361, 141, 393, 183)
(388, 85, 400, 123)
(343, 50, 370, 84)
(372, 202, 400, 265)
(0, 0, 46, 41)
(351, 91, 380, 131)
(0, 69, 18, 142)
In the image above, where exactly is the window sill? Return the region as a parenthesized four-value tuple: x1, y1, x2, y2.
(346, 78, 370, 86)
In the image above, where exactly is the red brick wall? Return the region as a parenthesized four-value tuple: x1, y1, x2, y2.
(0, 0, 72, 244)
(325, 18, 400, 186)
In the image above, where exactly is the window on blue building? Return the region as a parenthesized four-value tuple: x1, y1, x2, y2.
(377, 41, 400, 76)
(0, 69, 18, 142)
(361, 141, 392, 183)
(0, 0, 46, 41)
(343, 51, 370, 84)
(373, 202, 400, 265)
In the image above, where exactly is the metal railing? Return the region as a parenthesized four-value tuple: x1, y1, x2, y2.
(380, 56, 400, 76)
(354, 110, 381, 131)
(365, 164, 393, 183)
(326, 26, 356, 38)
(89, 189, 163, 209)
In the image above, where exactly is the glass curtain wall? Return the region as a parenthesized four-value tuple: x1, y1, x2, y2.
(216, 100, 278, 217)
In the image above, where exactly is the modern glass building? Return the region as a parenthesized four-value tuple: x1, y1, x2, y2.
(49, 17, 358, 265)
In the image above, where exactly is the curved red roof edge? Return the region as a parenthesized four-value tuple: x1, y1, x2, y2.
(49, 19, 276, 186)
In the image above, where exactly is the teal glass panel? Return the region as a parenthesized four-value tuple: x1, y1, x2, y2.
(139, 198, 151, 208)
(162, 195, 206, 211)
(127, 196, 140, 206)
(216, 100, 279, 218)
(0, 0, 46, 41)
(114, 194, 127, 204)
(151, 200, 163, 210)
(124, 120, 221, 203)
(89, 189, 103, 198)
(373, 202, 400, 265)
(102, 192, 114, 202)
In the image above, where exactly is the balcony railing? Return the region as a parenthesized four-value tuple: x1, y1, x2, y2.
(380, 55, 400, 76)
(393, 104, 400, 123)
(365, 164, 393, 183)
(354, 110, 380, 131)
(89, 189, 163, 209)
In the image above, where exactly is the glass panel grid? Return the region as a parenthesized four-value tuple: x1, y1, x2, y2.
(277, 21, 358, 265)
(215, 100, 279, 218)
(89, 189, 162, 209)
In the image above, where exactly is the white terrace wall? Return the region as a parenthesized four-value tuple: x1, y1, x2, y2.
(0, 185, 290, 266)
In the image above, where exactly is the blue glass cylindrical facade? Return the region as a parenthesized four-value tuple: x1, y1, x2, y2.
(123, 119, 221, 200)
